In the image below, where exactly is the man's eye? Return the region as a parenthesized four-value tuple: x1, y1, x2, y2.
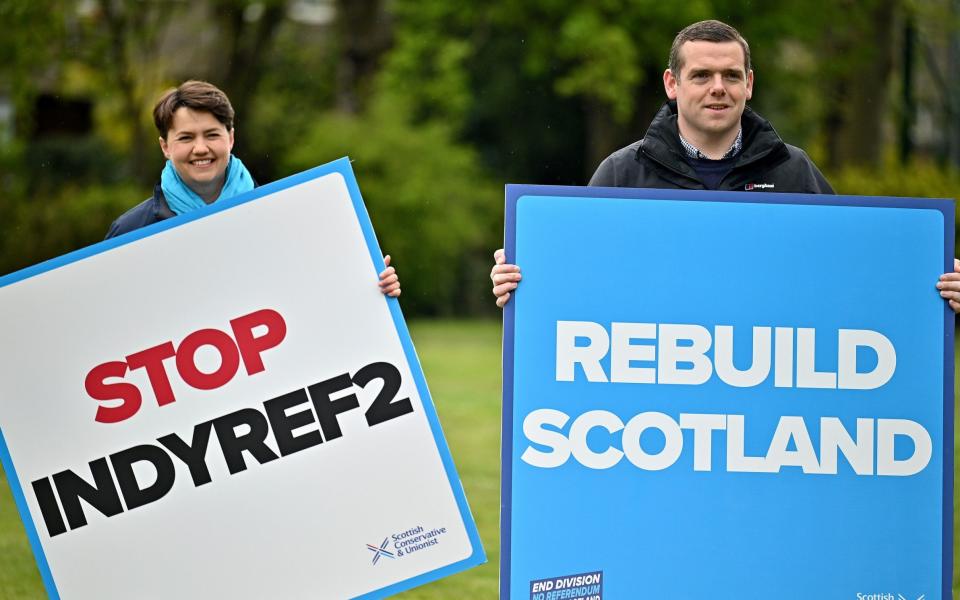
(691, 73, 709, 80)
(177, 137, 191, 142)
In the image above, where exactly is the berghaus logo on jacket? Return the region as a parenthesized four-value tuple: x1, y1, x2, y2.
(745, 183, 775, 191)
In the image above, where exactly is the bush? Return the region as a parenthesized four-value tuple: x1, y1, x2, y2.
(282, 96, 502, 316)
(0, 183, 146, 277)
(827, 161, 960, 255)
(23, 135, 131, 193)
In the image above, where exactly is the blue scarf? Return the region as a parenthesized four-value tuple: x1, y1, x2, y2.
(160, 155, 255, 215)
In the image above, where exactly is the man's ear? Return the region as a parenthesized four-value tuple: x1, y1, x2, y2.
(745, 69, 754, 101)
(159, 136, 171, 159)
(663, 68, 679, 100)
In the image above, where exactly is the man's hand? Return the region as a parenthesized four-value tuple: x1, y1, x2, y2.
(491, 248, 521, 308)
(379, 254, 401, 297)
(936, 258, 960, 313)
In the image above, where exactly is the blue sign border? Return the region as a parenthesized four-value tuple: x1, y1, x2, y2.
(500, 184, 955, 599)
(0, 157, 485, 599)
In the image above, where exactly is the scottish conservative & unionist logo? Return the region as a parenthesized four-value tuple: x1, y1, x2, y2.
(366, 524, 448, 565)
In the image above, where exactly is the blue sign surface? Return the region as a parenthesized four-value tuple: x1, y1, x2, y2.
(502, 185, 954, 600)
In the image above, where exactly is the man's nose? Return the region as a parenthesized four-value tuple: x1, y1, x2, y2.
(709, 74, 726, 94)
(193, 139, 210, 154)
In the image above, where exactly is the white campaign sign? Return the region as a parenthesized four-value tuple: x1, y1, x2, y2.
(0, 159, 484, 599)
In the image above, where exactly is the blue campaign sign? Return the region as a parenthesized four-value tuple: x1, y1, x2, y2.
(501, 185, 954, 600)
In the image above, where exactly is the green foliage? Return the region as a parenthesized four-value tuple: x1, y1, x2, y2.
(829, 160, 960, 199)
(282, 94, 502, 316)
(2, 0, 960, 314)
(379, 17, 472, 127)
(0, 183, 145, 277)
(553, 8, 640, 122)
(380, 0, 713, 182)
(239, 21, 339, 180)
(828, 160, 960, 253)
(22, 135, 131, 194)
(0, 0, 66, 106)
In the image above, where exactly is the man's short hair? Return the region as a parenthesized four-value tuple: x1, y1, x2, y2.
(668, 20, 751, 76)
(153, 80, 234, 139)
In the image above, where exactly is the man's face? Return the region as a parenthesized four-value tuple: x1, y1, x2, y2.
(159, 107, 234, 195)
(663, 40, 753, 145)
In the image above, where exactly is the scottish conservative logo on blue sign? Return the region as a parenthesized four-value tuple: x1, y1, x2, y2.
(501, 186, 954, 599)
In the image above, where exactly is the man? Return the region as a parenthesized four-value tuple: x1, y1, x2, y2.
(107, 80, 400, 296)
(492, 20, 957, 314)
(588, 20, 831, 193)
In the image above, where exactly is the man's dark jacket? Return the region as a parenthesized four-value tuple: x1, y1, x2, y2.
(105, 184, 174, 239)
(589, 101, 833, 194)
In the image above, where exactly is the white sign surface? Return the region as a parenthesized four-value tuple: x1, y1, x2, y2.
(0, 158, 484, 599)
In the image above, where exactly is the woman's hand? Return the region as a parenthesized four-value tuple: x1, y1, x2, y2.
(379, 255, 401, 297)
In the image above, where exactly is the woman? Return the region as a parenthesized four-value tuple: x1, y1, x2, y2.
(106, 80, 400, 296)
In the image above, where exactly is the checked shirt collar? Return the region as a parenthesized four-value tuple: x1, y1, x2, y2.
(678, 127, 743, 160)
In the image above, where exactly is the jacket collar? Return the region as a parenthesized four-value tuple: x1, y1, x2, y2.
(638, 101, 790, 178)
(151, 184, 176, 221)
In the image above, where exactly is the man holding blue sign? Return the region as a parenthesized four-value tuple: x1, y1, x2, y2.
(491, 20, 959, 312)
(494, 18, 954, 599)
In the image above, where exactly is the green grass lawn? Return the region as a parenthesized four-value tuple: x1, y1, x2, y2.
(0, 319, 957, 598)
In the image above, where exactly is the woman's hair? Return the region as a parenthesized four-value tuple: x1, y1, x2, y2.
(153, 80, 235, 139)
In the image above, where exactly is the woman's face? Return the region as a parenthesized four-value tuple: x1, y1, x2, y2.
(159, 107, 234, 198)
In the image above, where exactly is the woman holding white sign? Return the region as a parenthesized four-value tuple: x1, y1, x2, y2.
(106, 80, 400, 297)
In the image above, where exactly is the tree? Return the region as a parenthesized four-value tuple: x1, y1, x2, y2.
(382, 0, 706, 182)
(211, 0, 290, 167)
(282, 93, 502, 316)
(93, 0, 175, 182)
(817, 0, 899, 169)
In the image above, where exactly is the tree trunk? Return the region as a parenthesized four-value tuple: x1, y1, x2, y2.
(99, 0, 150, 184)
(218, 0, 287, 127)
(821, 0, 898, 169)
(898, 15, 915, 163)
(213, 0, 288, 178)
(333, 0, 392, 114)
(584, 100, 619, 181)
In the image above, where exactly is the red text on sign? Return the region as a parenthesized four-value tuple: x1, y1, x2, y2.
(84, 308, 287, 424)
